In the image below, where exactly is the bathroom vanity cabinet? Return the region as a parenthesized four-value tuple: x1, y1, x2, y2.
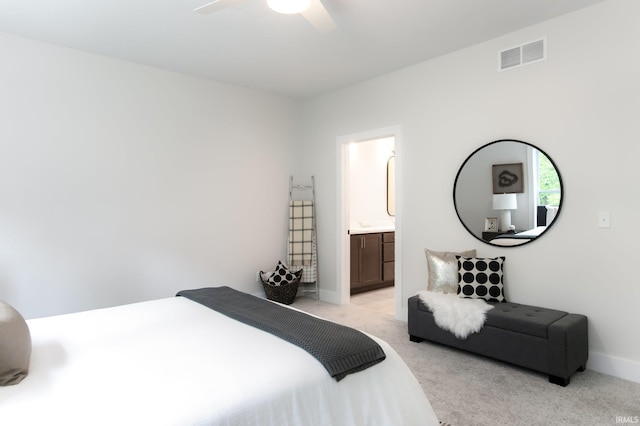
(350, 232, 394, 294)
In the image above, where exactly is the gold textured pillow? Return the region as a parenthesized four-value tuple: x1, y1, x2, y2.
(0, 300, 31, 386)
(425, 249, 477, 293)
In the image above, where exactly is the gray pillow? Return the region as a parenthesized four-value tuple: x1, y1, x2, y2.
(0, 300, 32, 386)
(425, 249, 477, 293)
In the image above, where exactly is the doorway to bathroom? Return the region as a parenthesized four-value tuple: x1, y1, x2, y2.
(337, 125, 402, 319)
(349, 137, 395, 294)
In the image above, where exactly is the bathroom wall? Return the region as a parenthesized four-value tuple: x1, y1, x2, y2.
(349, 137, 395, 230)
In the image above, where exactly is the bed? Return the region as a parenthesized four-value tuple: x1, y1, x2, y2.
(490, 225, 547, 245)
(1, 287, 439, 425)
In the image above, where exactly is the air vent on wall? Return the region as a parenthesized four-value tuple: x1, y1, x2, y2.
(499, 38, 546, 71)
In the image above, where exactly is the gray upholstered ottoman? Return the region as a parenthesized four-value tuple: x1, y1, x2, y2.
(408, 295, 588, 386)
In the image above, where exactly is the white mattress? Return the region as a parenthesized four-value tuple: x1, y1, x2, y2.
(0, 296, 439, 425)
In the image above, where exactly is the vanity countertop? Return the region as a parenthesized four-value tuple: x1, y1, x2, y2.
(350, 223, 395, 235)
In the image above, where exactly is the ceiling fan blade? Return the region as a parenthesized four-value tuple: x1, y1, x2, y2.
(301, 0, 336, 33)
(193, 0, 247, 15)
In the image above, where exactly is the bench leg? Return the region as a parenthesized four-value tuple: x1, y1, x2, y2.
(549, 375, 570, 387)
(409, 335, 424, 343)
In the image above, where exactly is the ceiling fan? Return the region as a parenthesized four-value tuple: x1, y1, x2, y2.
(193, 0, 336, 33)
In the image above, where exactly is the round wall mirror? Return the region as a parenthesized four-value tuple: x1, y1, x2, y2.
(453, 139, 563, 247)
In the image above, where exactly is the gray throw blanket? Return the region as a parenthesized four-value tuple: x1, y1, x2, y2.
(176, 286, 386, 381)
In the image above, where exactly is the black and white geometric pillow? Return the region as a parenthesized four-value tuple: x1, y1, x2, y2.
(456, 256, 506, 302)
(263, 261, 302, 287)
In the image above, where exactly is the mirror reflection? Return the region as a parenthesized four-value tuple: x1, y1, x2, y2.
(453, 139, 563, 247)
(387, 155, 395, 216)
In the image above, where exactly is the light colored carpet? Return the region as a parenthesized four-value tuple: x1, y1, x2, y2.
(293, 287, 640, 426)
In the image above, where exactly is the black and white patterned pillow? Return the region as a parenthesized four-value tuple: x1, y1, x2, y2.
(456, 256, 506, 302)
(263, 261, 302, 287)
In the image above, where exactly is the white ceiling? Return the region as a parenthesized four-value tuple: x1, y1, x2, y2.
(0, 0, 605, 99)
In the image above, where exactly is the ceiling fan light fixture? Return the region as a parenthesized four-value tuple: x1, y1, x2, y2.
(267, 0, 311, 14)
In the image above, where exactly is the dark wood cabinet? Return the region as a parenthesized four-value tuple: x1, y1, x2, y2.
(350, 232, 394, 294)
(350, 233, 381, 289)
(382, 232, 395, 282)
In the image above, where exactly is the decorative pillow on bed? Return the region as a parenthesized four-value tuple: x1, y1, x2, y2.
(425, 249, 477, 293)
(456, 256, 506, 302)
(0, 300, 32, 386)
(262, 261, 302, 287)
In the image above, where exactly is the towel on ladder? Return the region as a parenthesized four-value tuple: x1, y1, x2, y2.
(288, 200, 317, 283)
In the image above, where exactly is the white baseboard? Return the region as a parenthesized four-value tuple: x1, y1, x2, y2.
(396, 306, 408, 322)
(587, 351, 640, 384)
(318, 289, 342, 305)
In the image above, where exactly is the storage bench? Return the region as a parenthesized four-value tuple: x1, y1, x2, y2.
(408, 295, 588, 386)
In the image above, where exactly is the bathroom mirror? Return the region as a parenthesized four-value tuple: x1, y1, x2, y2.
(387, 156, 395, 216)
(453, 139, 563, 247)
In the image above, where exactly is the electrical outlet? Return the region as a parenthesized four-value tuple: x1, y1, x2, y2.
(256, 271, 261, 282)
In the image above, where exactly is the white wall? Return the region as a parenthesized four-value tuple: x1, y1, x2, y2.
(349, 137, 395, 227)
(0, 32, 299, 319)
(300, 0, 640, 382)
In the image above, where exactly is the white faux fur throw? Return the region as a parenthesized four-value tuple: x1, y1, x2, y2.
(417, 290, 494, 339)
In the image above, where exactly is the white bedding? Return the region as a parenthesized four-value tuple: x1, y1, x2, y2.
(491, 226, 547, 246)
(0, 296, 439, 425)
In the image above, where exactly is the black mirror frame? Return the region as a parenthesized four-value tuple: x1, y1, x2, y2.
(453, 139, 564, 247)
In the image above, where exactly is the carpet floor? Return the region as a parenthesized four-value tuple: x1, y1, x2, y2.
(293, 287, 640, 426)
